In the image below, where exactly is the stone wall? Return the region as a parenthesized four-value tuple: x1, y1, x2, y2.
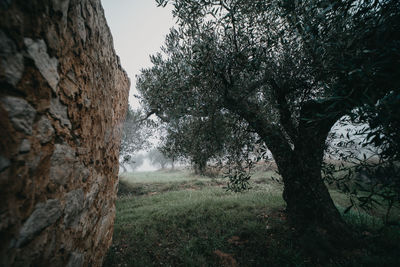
(0, 0, 130, 266)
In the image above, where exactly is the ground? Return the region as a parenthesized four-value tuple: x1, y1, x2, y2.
(103, 169, 400, 267)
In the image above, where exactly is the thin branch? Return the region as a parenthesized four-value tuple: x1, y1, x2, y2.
(133, 110, 156, 124)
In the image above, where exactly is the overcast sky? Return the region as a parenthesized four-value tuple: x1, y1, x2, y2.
(102, 0, 175, 108)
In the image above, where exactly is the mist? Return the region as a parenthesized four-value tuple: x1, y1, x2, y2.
(135, 157, 158, 172)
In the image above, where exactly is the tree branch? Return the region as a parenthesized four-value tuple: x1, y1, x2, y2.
(133, 108, 170, 124)
(241, 74, 270, 97)
(223, 94, 293, 160)
(270, 79, 298, 143)
(133, 110, 156, 124)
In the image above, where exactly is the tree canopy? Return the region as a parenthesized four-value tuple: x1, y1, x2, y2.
(137, 0, 400, 240)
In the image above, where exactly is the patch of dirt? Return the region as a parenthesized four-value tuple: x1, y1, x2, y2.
(214, 250, 238, 267)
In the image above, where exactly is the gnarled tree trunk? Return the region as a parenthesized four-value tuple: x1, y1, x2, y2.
(272, 124, 353, 248)
(226, 96, 349, 238)
(277, 148, 347, 233)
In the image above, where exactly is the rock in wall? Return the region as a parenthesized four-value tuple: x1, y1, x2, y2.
(0, 0, 130, 266)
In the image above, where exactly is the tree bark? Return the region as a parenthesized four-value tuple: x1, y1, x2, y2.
(277, 148, 346, 233)
(194, 161, 206, 175)
(272, 126, 353, 247)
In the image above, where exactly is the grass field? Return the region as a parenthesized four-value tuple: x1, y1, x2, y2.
(103, 169, 400, 267)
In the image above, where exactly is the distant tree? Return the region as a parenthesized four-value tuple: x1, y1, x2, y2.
(138, 0, 400, 242)
(119, 154, 146, 173)
(147, 148, 172, 169)
(158, 111, 258, 175)
(119, 106, 152, 173)
(131, 154, 146, 170)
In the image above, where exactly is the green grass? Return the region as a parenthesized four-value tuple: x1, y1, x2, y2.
(117, 170, 226, 196)
(104, 170, 400, 267)
(120, 170, 210, 183)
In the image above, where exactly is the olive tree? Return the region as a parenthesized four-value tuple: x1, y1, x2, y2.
(137, 0, 400, 240)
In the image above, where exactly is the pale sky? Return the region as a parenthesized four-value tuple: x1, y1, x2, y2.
(102, 0, 175, 108)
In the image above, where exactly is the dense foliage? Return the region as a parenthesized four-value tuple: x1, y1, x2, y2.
(137, 0, 400, 237)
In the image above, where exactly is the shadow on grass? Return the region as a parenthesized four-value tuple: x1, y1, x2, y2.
(105, 171, 400, 267)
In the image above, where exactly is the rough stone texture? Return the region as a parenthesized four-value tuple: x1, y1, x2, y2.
(0, 30, 24, 86)
(1, 96, 36, 135)
(36, 116, 55, 144)
(49, 143, 75, 186)
(24, 38, 60, 93)
(66, 252, 85, 267)
(16, 199, 63, 248)
(0, 155, 10, 172)
(0, 0, 130, 266)
(19, 139, 31, 153)
(50, 96, 72, 129)
(64, 189, 84, 228)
